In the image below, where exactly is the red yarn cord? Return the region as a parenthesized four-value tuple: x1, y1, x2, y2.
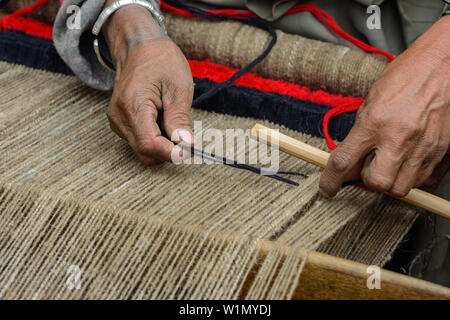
(189, 59, 365, 109)
(4, 0, 48, 18)
(0, 0, 52, 39)
(322, 103, 362, 150)
(160, 1, 257, 18)
(160, 1, 395, 61)
(283, 4, 395, 150)
(284, 4, 395, 62)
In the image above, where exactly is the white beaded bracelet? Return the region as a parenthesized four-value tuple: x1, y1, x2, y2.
(92, 0, 166, 72)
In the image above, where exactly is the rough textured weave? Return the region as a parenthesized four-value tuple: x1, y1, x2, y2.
(0, 62, 418, 299)
(3, 1, 388, 97)
(164, 12, 389, 97)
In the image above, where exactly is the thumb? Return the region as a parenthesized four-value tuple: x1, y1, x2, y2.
(320, 123, 374, 198)
(164, 108, 194, 145)
(163, 85, 194, 145)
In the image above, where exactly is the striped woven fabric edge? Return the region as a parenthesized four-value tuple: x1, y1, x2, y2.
(0, 17, 359, 140)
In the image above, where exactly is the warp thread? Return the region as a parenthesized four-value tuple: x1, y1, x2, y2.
(0, 61, 420, 298)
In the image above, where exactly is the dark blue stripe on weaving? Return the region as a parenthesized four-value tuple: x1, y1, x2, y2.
(0, 28, 355, 141)
(0, 29, 72, 74)
(193, 79, 355, 141)
(0, 0, 9, 8)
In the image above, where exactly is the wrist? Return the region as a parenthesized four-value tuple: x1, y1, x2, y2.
(102, 1, 167, 69)
(415, 15, 450, 62)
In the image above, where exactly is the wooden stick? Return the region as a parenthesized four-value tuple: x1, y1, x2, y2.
(252, 240, 450, 299)
(251, 123, 450, 220)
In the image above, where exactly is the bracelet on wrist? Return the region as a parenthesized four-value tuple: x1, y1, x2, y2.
(92, 0, 166, 73)
(442, 1, 450, 17)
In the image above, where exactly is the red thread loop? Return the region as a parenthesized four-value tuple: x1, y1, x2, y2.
(7, 0, 48, 18)
(0, 0, 52, 39)
(283, 4, 395, 150)
(161, 1, 395, 62)
(322, 102, 362, 150)
(284, 4, 395, 61)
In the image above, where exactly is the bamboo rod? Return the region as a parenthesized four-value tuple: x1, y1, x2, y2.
(251, 123, 450, 220)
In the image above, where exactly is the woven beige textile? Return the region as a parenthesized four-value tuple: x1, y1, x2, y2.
(0, 62, 417, 299)
(164, 12, 389, 97)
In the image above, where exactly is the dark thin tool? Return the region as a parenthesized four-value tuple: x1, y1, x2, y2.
(179, 145, 306, 186)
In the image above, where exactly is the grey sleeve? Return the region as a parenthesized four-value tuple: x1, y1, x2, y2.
(53, 0, 160, 91)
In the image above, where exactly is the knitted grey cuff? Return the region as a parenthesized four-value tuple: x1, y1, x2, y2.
(53, 0, 160, 91)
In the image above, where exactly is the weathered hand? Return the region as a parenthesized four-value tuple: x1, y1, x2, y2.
(320, 16, 450, 198)
(103, 4, 194, 165)
(107, 39, 194, 165)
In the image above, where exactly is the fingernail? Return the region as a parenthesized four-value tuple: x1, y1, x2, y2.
(175, 129, 194, 145)
(171, 145, 191, 164)
(319, 188, 330, 199)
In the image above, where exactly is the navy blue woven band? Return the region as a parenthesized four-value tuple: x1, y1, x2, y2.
(0, 0, 10, 8)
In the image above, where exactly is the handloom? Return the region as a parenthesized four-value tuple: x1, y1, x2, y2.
(0, 61, 423, 299)
(0, 2, 449, 299)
